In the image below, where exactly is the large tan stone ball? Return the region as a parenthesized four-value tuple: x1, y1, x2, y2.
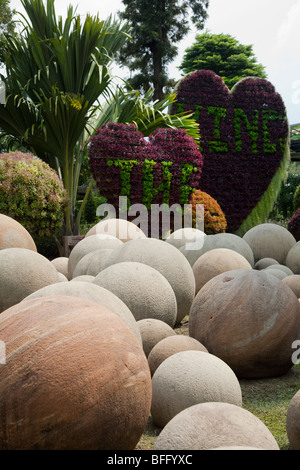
(151, 350, 242, 428)
(85, 218, 147, 242)
(193, 248, 252, 294)
(68, 234, 123, 278)
(0, 296, 151, 450)
(153, 402, 280, 450)
(286, 241, 300, 274)
(23, 281, 142, 343)
(243, 223, 296, 264)
(0, 248, 60, 313)
(282, 275, 300, 298)
(72, 248, 115, 278)
(93, 262, 177, 327)
(165, 228, 206, 251)
(51, 257, 70, 279)
(286, 389, 300, 450)
(102, 238, 195, 324)
(0, 213, 37, 252)
(148, 335, 208, 376)
(189, 269, 300, 379)
(137, 318, 176, 357)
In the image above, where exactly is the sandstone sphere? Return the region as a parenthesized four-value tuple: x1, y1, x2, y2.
(68, 234, 123, 278)
(189, 269, 300, 378)
(148, 335, 208, 376)
(243, 223, 296, 264)
(102, 238, 195, 324)
(0, 296, 151, 450)
(254, 258, 279, 270)
(93, 261, 177, 327)
(85, 218, 147, 242)
(137, 318, 176, 357)
(0, 213, 37, 252)
(151, 350, 242, 428)
(70, 275, 95, 283)
(263, 268, 288, 280)
(193, 248, 252, 294)
(23, 281, 142, 343)
(165, 228, 206, 251)
(58, 273, 68, 282)
(51, 257, 70, 280)
(0, 248, 60, 313)
(265, 264, 294, 276)
(286, 389, 300, 450)
(153, 402, 280, 450)
(286, 241, 300, 274)
(72, 248, 115, 278)
(282, 275, 300, 298)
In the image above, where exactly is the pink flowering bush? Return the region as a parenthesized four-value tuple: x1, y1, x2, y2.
(0, 151, 68, 237)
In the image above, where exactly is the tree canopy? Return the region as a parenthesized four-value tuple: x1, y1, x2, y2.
(117, 0, 209, 101)
(0, 0, 16, 66)
(179, 31, 267, 89)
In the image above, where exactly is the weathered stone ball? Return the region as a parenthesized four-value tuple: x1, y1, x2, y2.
(243, 223, 296, 264)
(102, 238, 195, 324)
(70, 275, 95, 283)
(23, 281, 142, 344)
(286, 389, 300, 450)
(68, 234, 123, 279)
(151, 350, 242, 428)
(0, 248, 60, 313)
(254, 257, 279, 270)
(137, 318, 176, 357)
(189, 269, 300, 378)
(286, 241, 300, 274)
(85, 218, 147, 242)
(153, 402, 280, 450)
(193, 248, 252, 294)
(148, 335, 208, 376)
(93, 262, 177, 327)
(263, 268, 288, 280)
(51, 257, 70, 279)
(58, 273, 68, 282)
(72, 248, 116, 278)
(282, 275, 300, 298)
(0, 213, 37, 252)
(0, 296, 151, 450)
(265, 264, 294, 276)
(165, 228, 206, 251)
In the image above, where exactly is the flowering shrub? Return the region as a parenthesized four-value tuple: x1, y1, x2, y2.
(0, 151, 68, 237)
(288, 208, 300, 241)
(188, 189, 227, 234)
(172, 70, 290, 235)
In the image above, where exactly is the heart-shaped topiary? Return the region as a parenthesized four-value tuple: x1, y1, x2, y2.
(88, 122, 203, 236)
(172, 70, 290, 235)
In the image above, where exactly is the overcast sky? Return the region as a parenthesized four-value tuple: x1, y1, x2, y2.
(9, 0, 300, 124)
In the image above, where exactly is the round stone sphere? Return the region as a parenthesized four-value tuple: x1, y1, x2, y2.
(0, 248, 60, 313)
(68, 234, 123, 279)
(85, 218, 147, 242)
(137, 318, 176, 357)
(102, 238, 195, 324)
(23, 281, 142, 344)
(148, 335, 208, 376)
(0, 213, 37, 252)
(153, 402, 280, 450)
(151, 350, 242, 428)
(243, 223, 296, 264)
(0, 295, 151, 450)
(189, 269, 300, 378)
(286, 389, 300, 450)
(282, 275, 300, 298)
(165, 228, 206, 251)
(70, 275, 95, 283)
(254, 257, 279, 270)
(263, 268, 288, 280)
(193, 248, 252, 294)
(93, 262, 177, 327)
(265, 264, 294, 276)
(51, 257, 70, 280)
(286, 241, 300, 274)
(72, 248, 115, 278)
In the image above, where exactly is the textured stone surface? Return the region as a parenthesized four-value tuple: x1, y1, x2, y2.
(137, 318, 176, 357)
(148, 335, 208, 376)
(286, 241, 300, 274)
(102, 238, 195, 324)
(243, 223, 296, 264)
(70, 275, 95, 283)
(0, 214, 37, 252)
(286, 389, 300, 450)
(154, 402, 280, 450)
(189, 269, 300, 378)
(165, 228, 206, 251)
(0, 248, 60, 313)
(151, 350, 242, 428)
(265, 264, 294, 276)
(193, 248, 252, 294)
(0, 296, 152, 450)
(72, 248, 114, 278)
(282, 275, 300, 298)
(263, 268, 288, 280)
(85, 218, 147, 242)
(254, 258, 279, 270)
(51, 257, 70, 280)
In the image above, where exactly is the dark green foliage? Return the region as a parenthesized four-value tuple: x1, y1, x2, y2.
(271, 169, 300, 218)
(0, 0, 16, 66)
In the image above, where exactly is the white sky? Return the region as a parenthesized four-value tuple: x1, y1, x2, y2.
(9, 0, 300, 124)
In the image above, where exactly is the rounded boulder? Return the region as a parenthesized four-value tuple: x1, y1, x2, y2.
(286, 389, 300, 450)
(137, 318, 176, 357)
(0, 213, 37, 252)
(282, 275, 300, 298)
(51, 257, 70, 280)
(286, 241, 300, 274)
(72, 248, 115, 278)
(254, 257, 279, 270)
(165, 228, 206, 251)
(85, 218, 147, 242)
(189, 269, 300, 378)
